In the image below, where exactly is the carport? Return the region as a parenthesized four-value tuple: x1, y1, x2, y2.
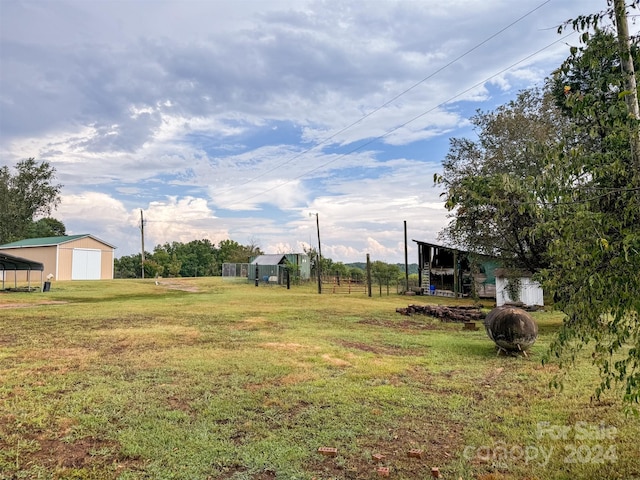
(0, 252, 44, 291)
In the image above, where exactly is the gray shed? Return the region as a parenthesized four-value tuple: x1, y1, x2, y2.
(248, 253, 311, 284)
(249, 254, 288, 283)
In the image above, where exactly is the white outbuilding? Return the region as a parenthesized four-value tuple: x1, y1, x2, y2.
(495, 269, 544, 308)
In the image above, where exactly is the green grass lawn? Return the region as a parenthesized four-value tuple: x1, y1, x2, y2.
(0, 278, 638, 479)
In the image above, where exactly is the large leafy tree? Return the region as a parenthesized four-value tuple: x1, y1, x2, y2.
(435, 87, 571, 273)
(26, 217, 66, 238)
(370, 261, 401, 296)
(217, 239, 263, 265)
(0, 158, 63, 244)
(437, 15, 640, 406)
(153, 239, 217, 277)
(541, 26, 640, 407)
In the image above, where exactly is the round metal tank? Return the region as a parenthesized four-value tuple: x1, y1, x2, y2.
(484, 306, 538, 352)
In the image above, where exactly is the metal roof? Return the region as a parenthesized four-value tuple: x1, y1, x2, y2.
(412, 239, 497, 259)
(0, 234, 116, 249)
(250, 254, 287, 265)
(0, 252, 44, 271)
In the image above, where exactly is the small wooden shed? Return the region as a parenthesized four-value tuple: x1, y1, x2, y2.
(0, 234, 116, 281)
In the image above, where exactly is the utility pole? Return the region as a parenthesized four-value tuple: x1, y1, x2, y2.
(404, 221, 409, 293)
(315, 213, 322, 294)
(366, 253, 372, 297)
(140, 209, 145, 279)
(613, 0, 640, 168)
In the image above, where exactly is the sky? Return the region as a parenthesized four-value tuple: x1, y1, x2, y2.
(0, 0, 631, 263)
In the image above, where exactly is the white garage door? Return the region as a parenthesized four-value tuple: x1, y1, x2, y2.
(72, 248, 101, 280)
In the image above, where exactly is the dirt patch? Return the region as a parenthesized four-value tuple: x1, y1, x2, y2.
(13, 347, 99, 376)
(0, 333, 18, 345)
(321, 353, 353, 367)
(306, 418, 465, 479)
(97, 325, 201, 352)
(337, 340, 424, 356)
(216, 465, 276, 479)
(0, 414, 144, 477)
(3, 433, 121, 474)
(244, 316, 269, 324)
(483, 367, 505, 387)
(0, 300, 67, 309)
(166, 395, 193, 414)
(260, 342, 314, 352)
(358, 318, 440, 330)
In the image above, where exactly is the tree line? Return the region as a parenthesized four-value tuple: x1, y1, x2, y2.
(114, 239, 263, 278)
(115, 240, 416, 292)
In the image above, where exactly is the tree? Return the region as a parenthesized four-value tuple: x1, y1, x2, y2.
(437, 12, 640, 406)
(284, 259, 301, 284)
(332, 262, 350, 279)
(435, 87, 572, 273)
(152, 240, 217, 277)
(26, 217, 66, 238)
(370, 261, 401, 296)
(114, 254, 141, 278)
(217, 239, 263, 265)
(349, 266, 365, 282)
(541, 25, 640, 408)
(0, 158, 63, 244)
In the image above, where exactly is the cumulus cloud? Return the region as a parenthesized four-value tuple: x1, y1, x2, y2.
(1, 0, 621, 262)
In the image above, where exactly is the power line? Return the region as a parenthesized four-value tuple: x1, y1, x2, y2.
(224, 30, 578, 208)
(215, 0, 553, 197)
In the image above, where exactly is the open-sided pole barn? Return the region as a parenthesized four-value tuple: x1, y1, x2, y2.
(0, 252, 44, 290)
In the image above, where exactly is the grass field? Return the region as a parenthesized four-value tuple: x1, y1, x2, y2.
(0, 278, 638, 480)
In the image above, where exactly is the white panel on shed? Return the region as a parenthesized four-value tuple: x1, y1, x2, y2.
(72, 249, 101, 280)
(519, 279, 544, 306)
(496, 276, 543, 307)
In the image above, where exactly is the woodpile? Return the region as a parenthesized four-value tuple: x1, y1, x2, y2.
(395, 304, 484, 322)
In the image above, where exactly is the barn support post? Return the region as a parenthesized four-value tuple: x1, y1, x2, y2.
(427, 246, 432, 294)
(417, 245, 423, 293)
(453, 250, 459, 298)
